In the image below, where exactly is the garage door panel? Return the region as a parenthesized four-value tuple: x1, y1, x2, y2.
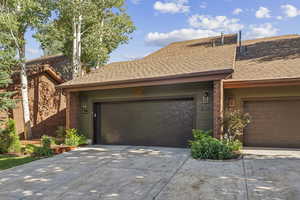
(244, 99, 300, 148)
(100, 99, 194, 147)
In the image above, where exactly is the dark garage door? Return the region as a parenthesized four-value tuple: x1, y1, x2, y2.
(95, 98, 194, 147)
(243, 99, 300, 148)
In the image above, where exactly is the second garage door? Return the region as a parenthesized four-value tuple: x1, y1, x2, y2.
(243, 99, 300, 148)
(96, 98, 195, 147)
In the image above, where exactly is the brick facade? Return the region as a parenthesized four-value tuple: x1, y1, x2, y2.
(213, 80, 223, 139)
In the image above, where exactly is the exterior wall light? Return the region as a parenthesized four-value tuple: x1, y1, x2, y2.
(203, 91, 209, 104)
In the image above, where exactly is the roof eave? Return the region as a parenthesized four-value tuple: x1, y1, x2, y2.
(58, 68, 233, 92)
(224, 77, 300, 89)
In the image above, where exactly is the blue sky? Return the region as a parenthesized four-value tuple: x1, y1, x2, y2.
(25, 0, 300, 63)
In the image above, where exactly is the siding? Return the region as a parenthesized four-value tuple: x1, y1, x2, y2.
(78, 82, 214, 139)
(224, 85, 300, 109)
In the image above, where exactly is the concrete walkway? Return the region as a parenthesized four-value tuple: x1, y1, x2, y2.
(0, 146, 299, 200)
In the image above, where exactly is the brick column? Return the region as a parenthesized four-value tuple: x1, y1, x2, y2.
(66, 91, 79, 129)
(213, 80, 223, 139)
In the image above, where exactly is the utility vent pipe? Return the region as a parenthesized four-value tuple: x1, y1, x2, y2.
(238, 30, 242, 53)
(221, 32, 224, 45)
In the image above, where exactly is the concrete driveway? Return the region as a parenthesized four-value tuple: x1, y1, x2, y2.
(0, 146, 300, 200)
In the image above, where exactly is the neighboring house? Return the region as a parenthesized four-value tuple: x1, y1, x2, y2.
(6, 55, 69, 139)
(26, 54, 72, 81)
(58, 34, 300, 148)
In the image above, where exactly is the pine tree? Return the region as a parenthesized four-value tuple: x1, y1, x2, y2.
(0, 30, 16, 120)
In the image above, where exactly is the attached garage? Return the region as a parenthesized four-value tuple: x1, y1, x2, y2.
(243, 98, 300, 148)
(93, 98, 195, 147)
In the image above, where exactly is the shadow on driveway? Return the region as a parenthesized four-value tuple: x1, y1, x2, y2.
(0, 146, 299, 200)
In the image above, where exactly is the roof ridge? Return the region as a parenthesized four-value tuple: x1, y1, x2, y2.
(168, 33, 238, 45)
(26, 54, 65, 64)
(243, 34, 300, 43)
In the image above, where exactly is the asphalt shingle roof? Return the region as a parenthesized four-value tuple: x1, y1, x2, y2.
(231, 34, 300, 81)
(59, 33, 300, 88)
(59, 34, 237, 88)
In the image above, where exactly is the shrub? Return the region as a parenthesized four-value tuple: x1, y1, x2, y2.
(0, 119, 21, 153)
(223, 140, 243, 152)
(24, 144, 53, 157)
(223, 110, 251, 142)
(64, 128, 87, 146)
(190, 129, 238, 160)
(41, 135, 55, 148)
(78, 134, 88, 145)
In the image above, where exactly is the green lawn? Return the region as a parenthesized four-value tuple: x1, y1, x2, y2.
(0, 154, 38, 170)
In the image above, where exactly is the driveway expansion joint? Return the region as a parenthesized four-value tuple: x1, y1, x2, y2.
(242, 156, 250, 200)
(150, 155, 190, 200)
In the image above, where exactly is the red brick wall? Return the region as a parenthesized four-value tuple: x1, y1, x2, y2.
(213, 80, 223, 139)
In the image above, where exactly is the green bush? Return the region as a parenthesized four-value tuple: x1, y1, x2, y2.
(64, 128, 87, 146)
(224, 140, 243, 152)
(0, 119, 21, 153)
(41, 135, 55, 148)
(24, 144, 53, 157)
(190, 129, 237, 160)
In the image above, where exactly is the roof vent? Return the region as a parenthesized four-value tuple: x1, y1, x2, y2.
(237, 30, 247, 55)
(221, 32, 224, 45)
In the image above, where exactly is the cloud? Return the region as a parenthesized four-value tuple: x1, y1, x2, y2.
(153, 0, 190, 14)
(131, 0, 141, 4)
(247, 23, 279, 39)
(281, 4, 300, 18)
(188, 15, 244, 32)
(199, 2, 207, 9)
(233, 8, 243, 15)
(145, 28, 219, 46)
(276, 16, 283, 20)
(255, 7, 271, 18)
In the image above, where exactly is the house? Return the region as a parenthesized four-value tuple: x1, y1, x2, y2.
(7, 55, 70, 138)
(58, 34, 300, 148)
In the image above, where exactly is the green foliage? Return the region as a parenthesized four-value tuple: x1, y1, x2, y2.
(36, 0, 135, 68)
(24, 144, 36, 155)
(0, 119, 21, 153)
(65, 128, 87, 146)
(223, 109, 251, 142)
(190, 129, 239, 160)
(78, 134, 88, 146)
(0, 33, 16, 118)
(41, 135, 55, 148)
(223, 140, 243, 152)
(24, 144, 53, 158)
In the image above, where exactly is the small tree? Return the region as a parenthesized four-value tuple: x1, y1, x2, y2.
(222, 109, 251, 142)
(0, 30, 17, 122)
(0, 119, 21, 153)
(0, 0, 53, 139)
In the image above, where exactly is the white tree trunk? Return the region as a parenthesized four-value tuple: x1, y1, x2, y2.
(72, 16, 78, 78)
(77, 14, 82, 76)
(19, 47, 32, 139)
